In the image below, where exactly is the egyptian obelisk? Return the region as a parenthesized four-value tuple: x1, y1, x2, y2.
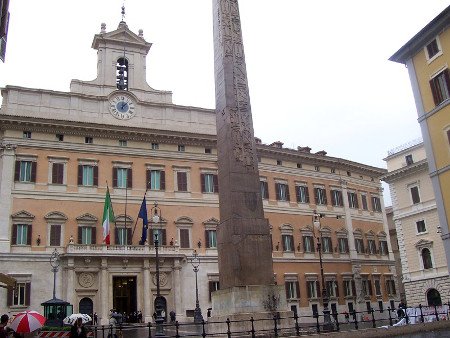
(212, 0, 285, 317)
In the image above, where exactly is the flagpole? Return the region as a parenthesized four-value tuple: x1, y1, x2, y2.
(124, 179, 128, 239)
(132, 190, 147, 240)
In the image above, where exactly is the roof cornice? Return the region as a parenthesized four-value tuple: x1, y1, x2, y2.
(380, 159, 428, 182)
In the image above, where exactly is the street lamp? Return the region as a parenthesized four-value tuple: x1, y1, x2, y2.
(190, 250, 203, 323)
(312, 211, 333, 332)
(151, 201, 166, 338)
(50, 248, 60, 300)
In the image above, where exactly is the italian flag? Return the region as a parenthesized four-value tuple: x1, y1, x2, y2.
(102, 187, 115, 245)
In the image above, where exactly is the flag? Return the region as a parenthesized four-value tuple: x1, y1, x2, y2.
(138, 196, 148, 245)
(102, 187, 115, 245)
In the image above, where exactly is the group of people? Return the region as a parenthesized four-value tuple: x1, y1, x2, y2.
(0, 314, 25, 338)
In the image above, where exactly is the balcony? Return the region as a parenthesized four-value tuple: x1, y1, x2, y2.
(66, 244, 183, 257)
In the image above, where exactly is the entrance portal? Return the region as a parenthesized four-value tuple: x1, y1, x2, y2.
(113, 276, 137, 315)
(79, 297, 93, 317)
(427, 288, 442, 306)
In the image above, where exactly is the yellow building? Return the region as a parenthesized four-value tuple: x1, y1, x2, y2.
(0, 20, 398, 324)
(390, 5, 450, 272)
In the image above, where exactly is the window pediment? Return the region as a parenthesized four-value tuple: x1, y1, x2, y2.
(114, 214, 134, 226)
(76, 213, 98, 225)
(175, 216, 193, 225)
(415, 239, 433, 249)
(11, 210, 35, 222)
(203, 217, 219, 226)
(44, 211, 68, 222)
(336, 227, 348, 237)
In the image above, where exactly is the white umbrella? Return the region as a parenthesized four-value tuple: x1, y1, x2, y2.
(63, 313, 92, 325)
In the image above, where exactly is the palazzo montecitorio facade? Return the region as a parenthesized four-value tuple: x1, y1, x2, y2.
(0, 20, 399, 324)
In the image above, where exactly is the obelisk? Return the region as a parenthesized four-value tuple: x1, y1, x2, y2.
(212, 0, 284, 317)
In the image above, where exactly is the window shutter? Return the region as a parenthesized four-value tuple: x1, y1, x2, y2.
(51, 225, 61, 246)
(177, 172, 187, 191)
(180, 229, 190, 248)
(113, 168, 118, 187)
(335, 281, 340, 297)
(295, 186, 300, 202)
(160, 171, 165, 190)
(200, 174, 206, 192)
(391, 280, 396, 295)
(25, 282, 31, 306)
(127, 228, 132, 245)
(58, 163, 64, 184)
(345, 238, 349, 253)
(205, 230, 210, 248)
(314, 188, 319, 204)
(7, 286, 13, 306)
(305, 187, 310, 203)
(161, 229, 167, 245)
(275, 183, 280, 200)
(14, 160, 20, 181)
(146, 170, 151, 190)
(316, 281, 321, 296)
(368, 280, 373, 296)
(115, 228, 119, 245)
(351, 280, 356, 296)
(213, 174, 219, 193)
(331, 191, 336, 206)
(282, 236, 287, 251)
(92, 227, 97, 244)
(311, 238, 315, 253)
(78, 227, 82, 244)
(429, 78, 440, 105)
(209, 281, 214, 301)
(127, 169, 133, 189)
(290, 236, 294, 251)
(302, 236, 306, 252)
(93, 166, 99, 186)
(285, 282, 290, 299)
(285, 185, 290, 201)
(295, 281, 300, 298)
(11, 224, 17, 244)
(355, 195, 359, 209)
(323, 189, 328, 205)
(31, 162, 37, 182)
(52, 163, 58, 184)
(78, 165, 83, 185)
(306, 281, 311, 298)
(27, 224, 32, 245)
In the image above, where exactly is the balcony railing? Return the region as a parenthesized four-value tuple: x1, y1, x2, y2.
(66, 244, 181, 255)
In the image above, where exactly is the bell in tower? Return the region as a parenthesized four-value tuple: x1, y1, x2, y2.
(116, 57, 128, 90)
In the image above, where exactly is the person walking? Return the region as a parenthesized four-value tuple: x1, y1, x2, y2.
(70, 318, 87, 338)
(93, 313, 98, 325)
(0, 314, 12, 338)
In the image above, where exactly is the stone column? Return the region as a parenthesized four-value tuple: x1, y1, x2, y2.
(66, 258, 75, 308)
(172, 259, 182, 315)
(100, 258, 109, 325)
(340, 180, 357, 259)
(212, 0, 287, 319)
(143, 259, 151, 322)
(0, 144, 16, 253)
(379, 191, 395, 261)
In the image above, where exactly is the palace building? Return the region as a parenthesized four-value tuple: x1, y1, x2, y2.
(0, 20, 398, 324)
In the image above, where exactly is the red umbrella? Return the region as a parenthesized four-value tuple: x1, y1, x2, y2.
(10, 311, 46, 333)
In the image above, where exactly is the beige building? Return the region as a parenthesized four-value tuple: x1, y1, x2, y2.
(382, 139, 450, 306)
(0, 20, 399, 324)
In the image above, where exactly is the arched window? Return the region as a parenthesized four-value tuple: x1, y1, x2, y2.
(422, 248, 433, 269)
(116, 57, 129, 90)
(427, 289, 442, 306)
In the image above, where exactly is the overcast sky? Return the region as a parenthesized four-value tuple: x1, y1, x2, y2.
(1, 1, 448, 205)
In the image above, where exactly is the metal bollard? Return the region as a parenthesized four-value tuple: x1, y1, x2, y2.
(273, 314, 278, 337)
(353, 311, 358, 330)
(202, 319, 206, 338)
(388, 307, 393, 326)
(315, 312, 320, 333)
(434, 304, 439, 321)
(148, 321, 152, 338)
(294, 312, 300, 336)
(250, 316, 256, 338)
(371, 308, 376, 328)
(175, 320, 180, 338)
(226, 318, 231, 338)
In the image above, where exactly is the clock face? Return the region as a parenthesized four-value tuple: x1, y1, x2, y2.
(109, 94, 136, 120)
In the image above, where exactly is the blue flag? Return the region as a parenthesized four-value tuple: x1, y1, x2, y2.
(138, 197, 148, 244)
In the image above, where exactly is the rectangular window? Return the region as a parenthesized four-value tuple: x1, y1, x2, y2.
(331, 190, 343, 207)
(326, 280, 339, 298)
(201, 173, 218, 193)
(338, 237, 349, 253)
(178, 144, 185, 152)
(14, 224, 30, 245)
(56, 134, 64, 142)
(50, 224, 61, 246)
(355, 238, 364, 254)
(371, 196, 381, 212)
(11, 282, 30, 306)
(285, 281, 300, 299)
(116, 228, 129, 245)
(385, 279, 396, 295)
(379, 240, 388, 255)
(276, 183, 290, 201)
(205, 148, 212, 154)
(306, 280, 319, 298)
(119, 140, 127, 147)
(405, 154, 414, 165)
(82, 166, 94, 186)
(348, 192, 359, 209)
(177, 171, 188, 191)
(416, 220, 426, 233)
(362, 278, 372, 296)
(260, 181, 269, 199)
(282, 235, 294, 252)
(410, 186, 421, 204)
(374, 280, 381, 296)
(361, 195, 368, 210)
(344, 280, 355, 297)
(314, 187, 327, 205)
(151, 143, 159, 150)
(19, 161, 32, 182)
(77, 226, 96, 245)
(23, 131, 31, 139)
(315, 166, 320, 172)
(52, 162, 64, 184)
(430, 69, 450, 106)
(426, 39, 440, 59)
(85, 137, 93, 144)
(209, 281, 220, 301)
(368, 239, 376, 254)
(180, 228, 190, 248)
(148, 170, 165, 191)
(321, 236, 332, 253)
(205, 230, 217, 248)
(303, 235, 315, 253)
(277, 160, 282, 166)
(150, 229, 166, 245)
(378, 300, 384, 313)
(116, 168, 129, 188)
(295, 185, 309, 203)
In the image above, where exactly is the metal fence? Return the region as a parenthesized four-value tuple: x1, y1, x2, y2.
(90, 304, 450, 338)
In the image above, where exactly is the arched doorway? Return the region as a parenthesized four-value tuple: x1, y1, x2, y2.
(79, 297, 93, 317)
(427, 288, 442, 306)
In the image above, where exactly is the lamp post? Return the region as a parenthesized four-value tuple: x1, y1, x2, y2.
(151, 201, 166, 338)
(313, 211, 333, 332)
(190, 250, 203, 323)
(50, 248, 60, 300)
